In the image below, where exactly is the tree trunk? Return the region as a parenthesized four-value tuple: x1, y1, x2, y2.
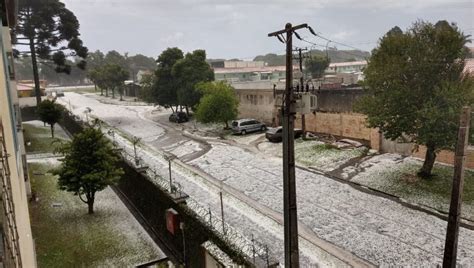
(50, 124, 55, 138)
(87, 199, 94, 214)
(224, 121, 229, 129)
(112, 87, 115, 98)
(30, 39, 42, 106)
(100, 86, 103, 96)
(105, 88, 108, 97)
(94, 84, 97, 92)
(87, 193, 95, 214)
(185, 106, 189, 116)
(418, 143, 437, 178)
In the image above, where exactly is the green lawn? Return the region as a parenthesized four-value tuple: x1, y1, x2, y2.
(23, 122, 68, 153)
(26, 122, 162, 267)
(351, 157, 474, 221)
(62, 86, 97, 94)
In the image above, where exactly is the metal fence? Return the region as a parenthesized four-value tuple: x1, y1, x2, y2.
(104, 128, 277, 267)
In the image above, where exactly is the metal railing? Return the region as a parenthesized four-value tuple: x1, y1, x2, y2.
(0, 121, 22, 268)
(104, 128, 276, 267)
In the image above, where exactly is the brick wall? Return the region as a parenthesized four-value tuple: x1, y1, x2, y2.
(412, 146, 474, 169)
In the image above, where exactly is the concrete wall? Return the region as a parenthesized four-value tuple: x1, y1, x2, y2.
(233, 81, 283, 124)
(382, 138, 474, 169)
(295, 112, 381, 149)
(235, 89, 276, 124)
(0, 26, 36, 267)
(316, 88, 365, 113)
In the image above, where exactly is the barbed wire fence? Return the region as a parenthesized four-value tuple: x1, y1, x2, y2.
(102, 126, 277, 267)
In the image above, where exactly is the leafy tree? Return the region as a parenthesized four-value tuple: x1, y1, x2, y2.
(356, 20, 472, 178)
(126, 54, 156, 81)
(86, 50, 105, 91)
(104, 50, 127, 69)
(305, 55, 330, 78)
(36, 99, 64, 138)
(54, 127, 123, 214)
(13, 0, 88, 105)
(151, 47, 184, 110)
(138, 73, 154, 103)
(100, 64, 129, 100)
(173, 50, 214, 114)
(195, 82, 239, 129)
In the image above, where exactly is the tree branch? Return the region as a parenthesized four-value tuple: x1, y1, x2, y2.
(78, 192, 89, 204)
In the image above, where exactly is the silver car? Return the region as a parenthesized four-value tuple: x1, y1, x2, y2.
(231, 119, 266, 135)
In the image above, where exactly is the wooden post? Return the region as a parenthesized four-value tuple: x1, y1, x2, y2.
(443, 106, 471, 267)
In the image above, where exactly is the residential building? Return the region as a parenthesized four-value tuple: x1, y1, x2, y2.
(0, 0, 37, 267)
(325, 60, 367, 73)
(214, 66, 288, 82)
(17, 80, 46, 98)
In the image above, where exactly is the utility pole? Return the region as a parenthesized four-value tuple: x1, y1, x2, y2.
(294, 47, 309, 137)
(443, 106, 471, 267)
(268, 23, 309, 267)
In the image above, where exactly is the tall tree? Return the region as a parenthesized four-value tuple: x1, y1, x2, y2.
(151, 47, 184, 110)
(173, 49, 214, 114)
(356, 20, 472, 178)
(138, 73, 154, 103)
(126, 54, 156, 81)
(86, 50, 105, 91)
(104, 50, 127, 69)
(98, 64, 129, 100)
(13, 0, 88, 105)
(305, 55, 330, 79)
(55, 127, 123, 214)
(36, 99, 64, 138)
(195, 82, 239, 129)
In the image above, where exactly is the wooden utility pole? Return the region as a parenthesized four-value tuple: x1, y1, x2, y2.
(443, 106, 471, 267)
(268, 23, 308, 267)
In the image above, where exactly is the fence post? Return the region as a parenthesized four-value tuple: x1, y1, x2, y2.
(265, 244, 270, 267)
(208, 206, 212, 226)
(220, 191, 226, 235)
(251, 234, 256, 265)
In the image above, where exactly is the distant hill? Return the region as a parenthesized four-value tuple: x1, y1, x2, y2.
(254, 49, 370, 66)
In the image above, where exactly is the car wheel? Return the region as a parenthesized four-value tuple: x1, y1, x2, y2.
(241, 130, 246, 135)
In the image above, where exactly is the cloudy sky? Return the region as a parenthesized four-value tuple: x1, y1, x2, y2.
(61, 0, 473, 59)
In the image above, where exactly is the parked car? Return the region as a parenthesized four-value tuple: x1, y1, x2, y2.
(265, 127, 303, 142)
(169, 112, 188, 123)
(231, 119, 266, 135)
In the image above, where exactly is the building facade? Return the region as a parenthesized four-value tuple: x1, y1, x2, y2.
(0, 1, 37, 267)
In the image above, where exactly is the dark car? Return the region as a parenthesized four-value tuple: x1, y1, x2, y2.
(169, 112, 188, 123)
(265, 127, 303, 142)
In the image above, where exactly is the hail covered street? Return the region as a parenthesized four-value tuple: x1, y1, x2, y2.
(58, 92, 474, 267)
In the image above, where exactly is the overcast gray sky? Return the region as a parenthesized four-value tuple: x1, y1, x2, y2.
(61, 0, 473, 59)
